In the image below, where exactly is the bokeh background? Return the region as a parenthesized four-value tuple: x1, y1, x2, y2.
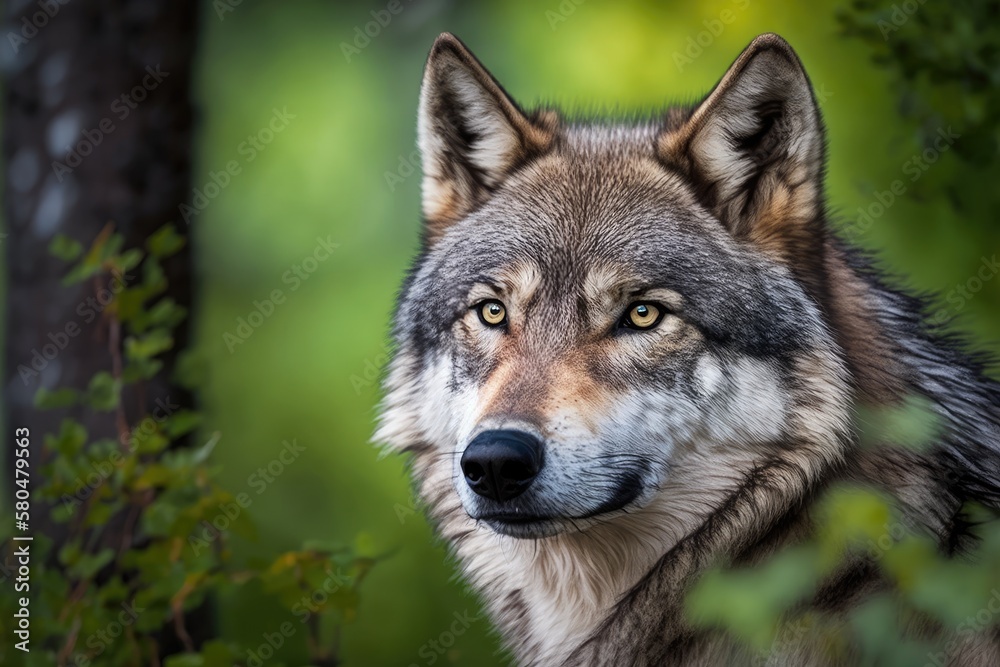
(3, 0, 999, 665)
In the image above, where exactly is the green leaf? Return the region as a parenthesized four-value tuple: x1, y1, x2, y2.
(51, 503, 76, 523)
(84, 500, 120, 528)
(61, 227, 123, 285)
(125, 328, 174, 361)
(49, 234, 83, 261)
(147, 224, 186, 259)
(58, 541, 82, 567)
(143, 256, 167, 295)
(45, 419, 88, 457)
(61, 259, 102, 286)
(143, 499, 179, 537)
(34, 387, 78, 410)
(115, 247, 144, 273)
(85, 371, 120, 411)
(137, 297, 187, 331)
(131, 429, 170, 455)
(857, 395, 941, 451)
(164, 411, 202, 439)
(131, 463, 178, 491)
(122, 357, 164, 383)
(114, 287, 147, 324)
(100, 232, 125, 261)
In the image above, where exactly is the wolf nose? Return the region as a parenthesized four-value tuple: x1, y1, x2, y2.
(461, 430, 543, 502)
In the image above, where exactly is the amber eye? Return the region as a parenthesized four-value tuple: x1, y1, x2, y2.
(621, 303, 663, 330)
(476, 300, 507, 327)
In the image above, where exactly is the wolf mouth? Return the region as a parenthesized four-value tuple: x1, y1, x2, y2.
(477, 470, 645, 538)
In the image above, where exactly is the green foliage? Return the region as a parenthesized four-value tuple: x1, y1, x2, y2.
(684, 403, 1000, 664)
(0, 226, 379, 666)
(48, 234, 83, 262)
(838, 0, 1000, 220)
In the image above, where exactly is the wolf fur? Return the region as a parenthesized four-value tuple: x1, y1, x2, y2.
(376, 32, 1000, 666)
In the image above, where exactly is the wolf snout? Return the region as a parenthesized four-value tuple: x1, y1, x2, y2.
(461, 430, 543, 502)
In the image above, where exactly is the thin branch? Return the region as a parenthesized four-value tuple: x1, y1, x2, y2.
(55, 614, 82, 666)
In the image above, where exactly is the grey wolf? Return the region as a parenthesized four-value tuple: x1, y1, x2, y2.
(376, 32, 1000, 665)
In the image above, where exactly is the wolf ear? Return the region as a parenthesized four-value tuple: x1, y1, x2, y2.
(418, 33, 556, 240)
(657, 34, 824, 260)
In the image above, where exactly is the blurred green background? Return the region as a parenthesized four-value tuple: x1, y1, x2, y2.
(187, 1, 999, 665)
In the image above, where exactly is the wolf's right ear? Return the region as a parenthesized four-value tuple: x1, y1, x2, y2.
(417, 33, 556, 241)
(656, 34, 824, 267)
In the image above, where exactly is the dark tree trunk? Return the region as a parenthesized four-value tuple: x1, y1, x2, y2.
(2, 0, 204, 658)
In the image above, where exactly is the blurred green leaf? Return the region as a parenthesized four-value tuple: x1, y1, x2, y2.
(44, 419, 88, 457)
(147, 223, 187, 259)
(856, 395, 941, 451)
(69, 548, 114, 580)
(85, 371, 120, 411)
(34, 387, 79, 410)
(125, 328, 174, 360)
(49, 234, 83, 261)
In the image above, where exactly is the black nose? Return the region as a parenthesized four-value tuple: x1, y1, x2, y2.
(461, 430, 543, 502)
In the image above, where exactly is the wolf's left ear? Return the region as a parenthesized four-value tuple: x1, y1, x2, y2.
(657, 34, 824, 259)
(418, 33, 557, 241)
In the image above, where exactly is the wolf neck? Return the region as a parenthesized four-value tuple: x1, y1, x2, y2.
(447, 500, 683, 664)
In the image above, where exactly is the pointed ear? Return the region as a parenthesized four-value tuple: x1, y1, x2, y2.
(657, 34, 824, 261)
(418, 33, 557, 240)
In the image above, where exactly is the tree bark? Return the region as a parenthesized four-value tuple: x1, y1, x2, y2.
(2, 0, 203, 657)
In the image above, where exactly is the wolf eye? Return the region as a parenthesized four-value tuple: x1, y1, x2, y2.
(476, 300, 507, 327)
(620, 303, 663, 330)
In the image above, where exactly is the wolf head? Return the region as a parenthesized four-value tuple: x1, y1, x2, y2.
(378, 33, 850, 542)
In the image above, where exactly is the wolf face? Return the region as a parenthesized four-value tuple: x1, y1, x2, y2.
(378, 33, 848, 544)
